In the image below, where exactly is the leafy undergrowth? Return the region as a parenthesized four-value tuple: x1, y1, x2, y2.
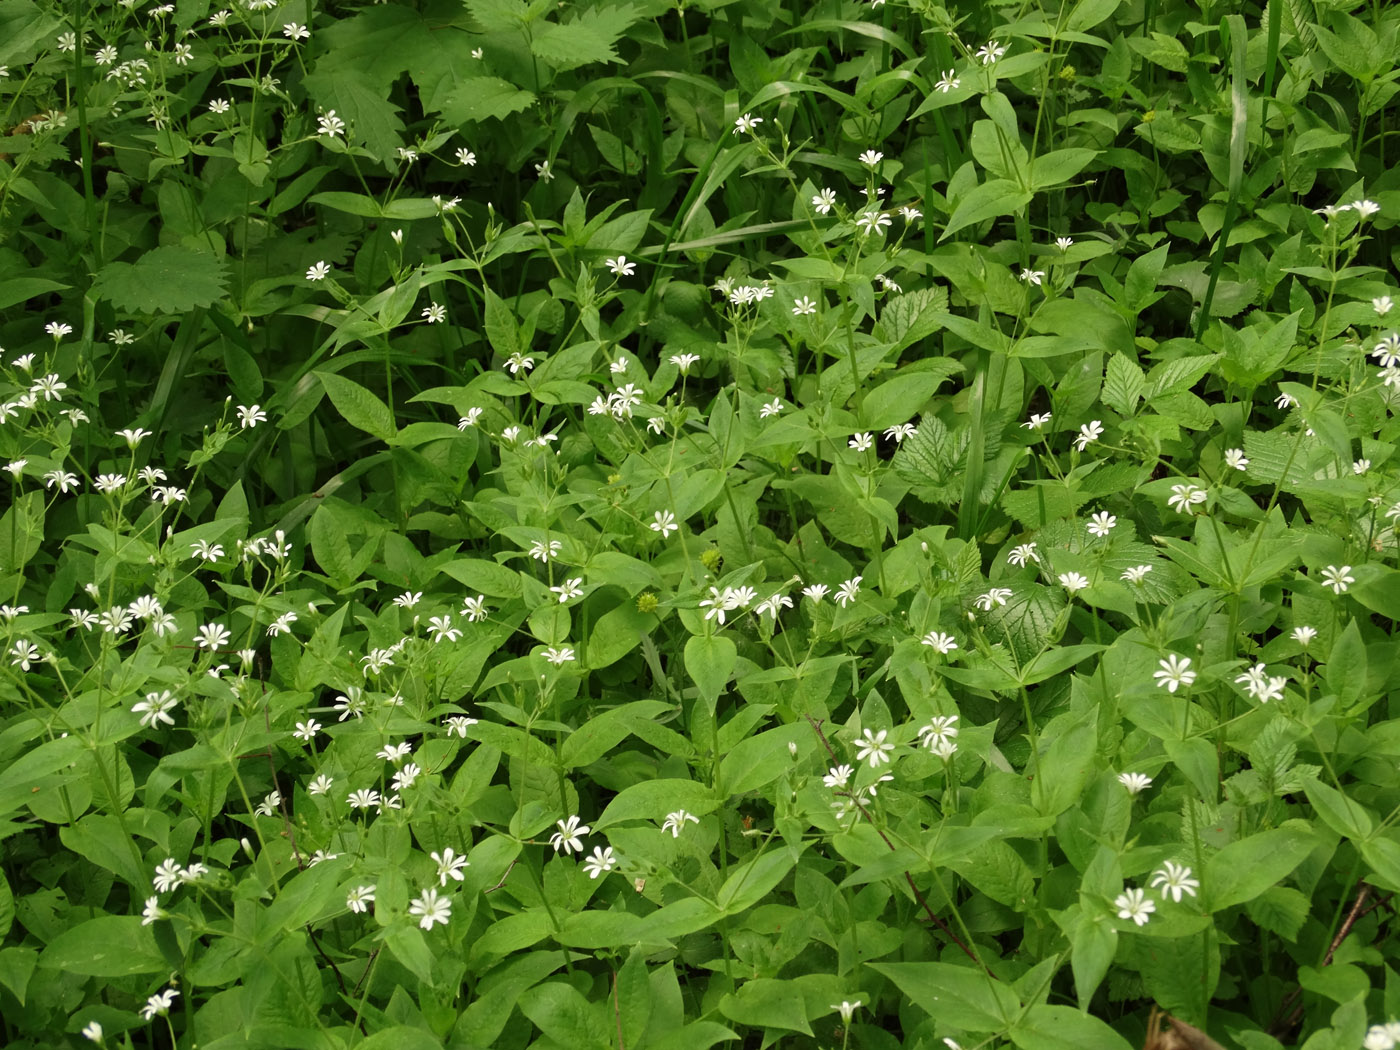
(2, 0, 1400, 1048)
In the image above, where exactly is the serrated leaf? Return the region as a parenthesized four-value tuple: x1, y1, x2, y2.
(92, 246, 228, 314)
(302, 72, 405, 158)
(467, 0, 531, 32)
(530, 5, 639, 71)
(875, 287, 951, 352)
(441, 77, 537, 124)
(1145, 353, 1220, 398)
(1244, 885, 1310, 941)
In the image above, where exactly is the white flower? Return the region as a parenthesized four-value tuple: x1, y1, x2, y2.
(116, 427, 150, 448)
(94, 473, 128, 494)
(409, 887, 452, 930)
(858, 149, 883, 167)
(1275, 390, 1296, 409)
(835, 576, 862, 607)
(792, 296, 817, 315)
(605, 255, 636, 276)
(848, 432, 873, 452)
(811, 188, 837, 215)
(133, 690, 179, 729)
(1022, 412, 1052, 430)
(1224, 448, 1248, 471)
(346, 885, 375, 913)
(661, 810, 700, 837)
(760, 398, 783, 418)
(1363, 1026, 1396, 1050)
(1073, 419, 1104, 451)
(446, 714, 478, 737)
(46, 321, 73, 338)
(140, 988, 179, 1020)
(9, 640, 40, 671)
(855, 211, 892, 235)
(918, 716, 959, 752)
(543, 646, 575, 666)
(1167, 483, 1207, 515)
(347, 788, 381, 810)
(529, 539, 562, 562)
(550, 815, 590, 854)
(1057, 236, 1074, 251)
(431, 847, 470, 886)
(1320, 565, 1354, 594)
(898, 206, 922, 221)
(1121, 564, 1153, 583)
(885, 423, 917, 443)
(427, 615, 462, 642)
(306, 261, 330, 281)
(82, 1020, 103, 1042)
(1018, 268, 1045, 286)
(974, 588, 1012, 610)
(422, 303, 447, 323)
(1373, 296, 1394, 317)
(976, 39, 1007, 64)
(461, 595, 488, 622)
(1118, 772, 1152, 795)
(1059, 572, 1090, 593)
(855, 728, 894, 768)
(803, 583, 829, 603)
(237, 404, 267, 428)
(1149, 861, 1199, 902)
(935, 70, 960, 92)
(755, 593, 794, 618)
(1087, 511, 1116, 537)
(195, 622, 231, 650)
(650, 510, 678, 537)
(282, 21, 309, 40)
(292, 719, 321, 742)
(734, 113, 762, 134)
(1153, 654, 1196, 693)
(455, 147, 476, 165)
(458, 407, 483, 429)
(549, 578, 584, 604)
(1007, 543, 1040, 567)
(1354, 458, 1371, 475)
(1114, 887, 1156, 926)
(1292, 625, 1317, 647)
(190, 539, 224, 562)
(831, 1001, 861, 1024)
(921, 631, 957, 654)
(308, 774, 333, 796)
(267, 611, 297, 636)
(823, 764, 854, 788)
(582, 845, 618, 879)
(317, 110, 345, 137)
(254, 791, 282, 817)
(377, 742, 413, 762)
(670, 352, 700, 373)
(1314, 203, 1351, 221)
(1353, 199, 1381, 219)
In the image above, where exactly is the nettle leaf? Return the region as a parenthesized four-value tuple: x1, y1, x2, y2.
(92, 246, 228, 314)
(874, 286, 951, 351)
(441, 77, 537, 124)
(530, 5, 640, 70)
(1102, 353, 1145, 416)
(467, 0, 532, 32)
(302, 72, 406, 158)
(0, 0, 61, 66)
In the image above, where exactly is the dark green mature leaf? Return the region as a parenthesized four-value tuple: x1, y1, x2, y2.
(530, 5, 640, 70)
(92, 246, 228, 314)
(440, 78, 538, 124)
(302, 72, 406, 158)
(1205, 823, 1317, 911)
(38, 916, 166, 977)
(0, 0, 60, 65)
(871, 961, 1020, 1030)
(1011, 1005, 1134, 1050)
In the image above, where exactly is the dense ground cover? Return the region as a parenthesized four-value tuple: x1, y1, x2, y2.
(2, 0, 1400, 1047)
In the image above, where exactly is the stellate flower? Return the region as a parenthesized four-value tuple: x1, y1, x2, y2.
(10, 640, 40, 670)
(1114, 887, 1155, 926)
(792, 296, 817, 315)
(94, 474, 128, 494)
(1320, 565, 1354, 594)
(831, 1001, 862, 1024)
(1059, 572, 1090, 593)
(823, 764, 854, 788)
(855, 728, 894, 768)
(1121, 564, 1153, 583)
(605, 256, 636, 276)
(1007, 543, 1040, 567)
(849, 432, 873, 452)
(346, 885, 375, 913)
(306, 261, 330, 281)
(543, 646, 575, 666)
(1022, 412, 1052, 430)
(760, 398, 783, 418)
(282, 21, 309, 40)
(1019, 268, 1045, 286)
(662, 810, 700, 837)
(858, 149, 883, 167)
(317, 110, 345, 137)
(254, 791, 282, 817)
(1292, 625, 1317, 647)
(974, 588, 1013, 610)
(1073, 420, 1104, 451)
(886, 423, 918, 443)
(835, 577, 862, 607)
(734, 113, 762, 134)
(921, 631, 957, 654)
(582, 845, 618, 879)
(422, 303, 446, 323)
(811, 188, 837, 215)
(550, 815, 590, 854)
(140, 988, 179, 1020)
(196, 623, 231, 650)
(1167, 483, 1207, 515)
(1224, 448, 1248, 471)
(1373, 296, 1394, 317)
(410, 887, 452, 929)
(935, 69, 960, 92)
(292, 719, 321, 742)
(1118, 772, 1152, 795)
(855, 211, 892, 235)
(461, 595, 488, 622)
(1057, 236, 1074, 251)
(670, 352, 700, 373)
(1087, 511, 1116, 537)
(529, 539, 562, 562)
(427, 615, 462, 642)
(347, 788, 381, 810)
(803, 583, 829, 603)
(1149, 861, 1199, 902)
(650, 510, 678, 537)
(431, 847, 470, 886)
(1153, 654, 1196, 693)
(550, 578, 584, 604)
(976, 39, 1007, 64)
(237, 404, 267, 428)
(918, 716, 959, 752)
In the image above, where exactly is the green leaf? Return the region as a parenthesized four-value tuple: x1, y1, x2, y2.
(1102, 353, 1145, 417)
(1029, 148, 1097, 191)
(685, 634, 736, 710)
(0, 870, 12, 940)
(92, 246, 229, 314)
(38, 916, 166, 977)
(585, 600, 655, 669)
(315, 371, 397, 443)
(859, 363, 958, 430)
(1205, 823, 1317, 911)
(717, 847, 800, 914)
(720, 723, 808, 796)
(615, 949, 653, 1050)
(1069, 908, 1118, 1009)
(353, 1027, 444, 1050)
(1322, 619, 1367, 706)
(942, 178, 1032, 240)
(870, 961, 1019, 1031)
(1031, 717, 1096, 817)
(719, 978, 813, 1035)
(530, 5, 639, 71)
(1011, 1005, 1134, 1050)
(1302, 777, 1373, 841)
(302, 71, 405, 158)
(0, 0, 61, 65)
(593, 779, 719, 831)
(519, 981, 612, 1049)
(1245, 885, 1311, 941)
(0, 277, 68, 312)
(58, 814, 147, 890)
(1124, 243, 1170, 311)
(0, 490, 43, 572)
(440, 77, 537, 124)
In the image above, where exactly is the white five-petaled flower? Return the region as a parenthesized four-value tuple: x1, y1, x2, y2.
(132, 691, 177, 729)
(1292, 625, 1317, 647)
(306, 261, 330, 281)
(347, 788, 381, 810)
(1373, 296, 1394, 317)
(292, 719, 321, 742)
(1121, 564, 1153, 583)
(976, 39, 1007, 64)
(455, 147, 476, 165)
(734, 113, 762, 134)
(823, 764, 853, 788)
(1153, 654, 1196, 693)
(346, 885, 375, 913)
(1057, 236, 1074, 251)
(605, 256, 636, 276)
(423, 303, 447, 323)
(409, 887, 452, 930)
(529, 539, 562, 562)
(431, 847, 470, 886)
(196, 622, 231, 650)
(317, 110, 345, 137)
(803, 583, 829, 603)
(550, 578, 584, 603)
(1022, 412, 1052, 430)
(650, 510, 679, 537)
(760, 398, 783, 418)
(855, 728, 894, 768)
(935, 69, 960, 92)
(308, 774, 333, 796)
(1223, 448, 1249, 470)
(1018, 268, 1045, 286)
(427, 615, 461, 642)
(835, 576, 862, 607)
(543, 646, 575, 666)
(849, 432, 873, 452)
(661, 810, 700, 837)
(82, 1020, 103, 1043)
(1087, 511, 1116, 537)
(858, 149, 883, 167)
(1007, 542, 1040, 567)
(792, 296, 817, 315)
(670, 352, 700, 373)
(282, 21, 309, 40)
(1167, 483, 1207, 514)
(140, 988, 179, 1021)
(918, 715, 959, 753)
(1059, 572, 1090, 593)
(550, 814, 590, 854)
(1118, 771, 1152, 795)
(1149, 860, 1200, 902)
(885, 423, 917, 443)
(921, 631, 957, 654)
(1320, 564, 1354, 594)
(1353, 199, 1381, 219)
(831, 1001, 862, 1024)
(974, 588, 1012, 610)
(811, 188, 837, 215)
(461, 595, 488, 622)
(1073, 419, 1104, 451)
(1114, 886, 1156, 926)
(855, 211, 892, 235)
(582, 845, 618, 879)
(237, 404, 267, 428)
(254, 791, 282, 817)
